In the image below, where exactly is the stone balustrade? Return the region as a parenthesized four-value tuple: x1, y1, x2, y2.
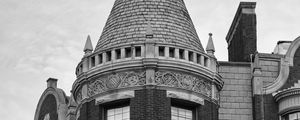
(76, 43, 214, 76)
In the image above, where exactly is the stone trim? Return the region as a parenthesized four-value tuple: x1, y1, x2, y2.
(34, 87, 68, 120)
(74, 69, 221, 105)
(264, 36, 300, 94)
(218, 61, 251, 67)
(72, 58, 223, 93)
(273, 88, 300, 102)
(75, 43, 213, 76)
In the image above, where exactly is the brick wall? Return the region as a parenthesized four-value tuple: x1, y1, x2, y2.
(198, 100, 219, 120)
(253, 94, 278, 120)
(130, 89, 171, 120)
(38, 94, 58, 120)
(256, 54, 281, 87)
(227, 2, 257, 62)
(259, 60, 279, 86)
(78, 99, 102, 120)
(219, 62, 253, 120)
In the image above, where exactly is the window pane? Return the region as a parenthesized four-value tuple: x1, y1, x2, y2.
(290, 113, 297, 120)
(106, 106, 130, 120)
(171, 106, 193, 120)
(115, 114, 122, 119)
(107, 109, 114, 116)
(123, 112, 129, 119)
(107, 116, 114, 120)
(123, 106, 130, 112)
(115, 108, 122, 114)
(186, 111, 192, 118)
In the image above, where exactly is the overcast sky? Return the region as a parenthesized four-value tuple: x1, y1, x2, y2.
(0, 0, 300, 120)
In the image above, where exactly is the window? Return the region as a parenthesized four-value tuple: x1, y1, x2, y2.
(179, 49, 185, 59)
(91, 56, 95, 67)
(106, 51, 112, 62)
(282, 112, 300, 120)
(115, 49, 121, 60)
(159, 46, 165, 56)
(125, 47, 132, 58)
(169, 47, 175, 58)
(196, 54, 201, 64)
(171, 106, 193, 120)
(188, 51, 193, 61)
(99, 54, 103, 64)
(204, 57, 209, 67)
(106, 106, 130, 120)
(135, 46, 141, 57)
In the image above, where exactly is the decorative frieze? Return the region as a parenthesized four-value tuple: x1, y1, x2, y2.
(88, 71, 146, 96)
(76, 70, 217, 101)
(155, 71, 212, 97)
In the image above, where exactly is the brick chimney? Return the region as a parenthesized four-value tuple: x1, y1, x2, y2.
(226, 2, 257, 62)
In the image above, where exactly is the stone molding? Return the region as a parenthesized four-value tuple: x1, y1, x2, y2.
(155, 71, 212, 97)
(74, 69, 221, 105)
(273, 89, 300, 115)
(88, 71, 146, 97)
(264, 36, 300, 94)
(273, 88, 300, 102)
(75, 43, 212, 76)
(72, 57, 223, 92)
(34, 87, 68, 120)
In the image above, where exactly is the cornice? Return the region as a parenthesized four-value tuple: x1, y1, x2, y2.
(273, 88, 300, 102)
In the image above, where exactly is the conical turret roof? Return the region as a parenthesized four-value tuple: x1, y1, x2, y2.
(95, 0, 204, 52)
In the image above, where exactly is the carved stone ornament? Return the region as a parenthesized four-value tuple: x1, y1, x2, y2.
(76, 88, 82, 102)
(155, 71, 212, 97)
(88, 71, 146, 96)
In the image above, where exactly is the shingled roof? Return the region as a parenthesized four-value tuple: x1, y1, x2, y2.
(95, 0, 204, 52)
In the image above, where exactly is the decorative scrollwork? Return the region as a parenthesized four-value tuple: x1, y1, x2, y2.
(155, 71, 212, 97)
(88, 71, 146, 96)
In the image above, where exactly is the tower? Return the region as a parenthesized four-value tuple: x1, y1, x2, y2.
(73, 0, 222, 120)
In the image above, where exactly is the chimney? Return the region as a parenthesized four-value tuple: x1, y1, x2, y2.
(47, 78, 58, 88)
(226, 2, 257, 62)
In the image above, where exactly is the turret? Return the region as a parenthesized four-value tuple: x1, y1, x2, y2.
(83, 35, 93, 54)
(82, 35, 93, 72)
(206, 33, 215, 57)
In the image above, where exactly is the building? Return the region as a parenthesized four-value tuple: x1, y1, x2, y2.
(34, 1, 300, 120)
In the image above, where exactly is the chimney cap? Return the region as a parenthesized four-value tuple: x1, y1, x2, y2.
(47, 78, 58, 88)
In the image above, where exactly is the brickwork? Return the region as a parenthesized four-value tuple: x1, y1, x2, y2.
(130, 89, 171, 120)
(198, 100, 219, 120)
(38, 94, 58, 120)
(78, 100, 102, 120)
(259, 59, 280, 86)
(219, 62, 253, 120)
(227, 2, 257, 62)
(95, 0, 204, 52)
(282, 47, 300, 89)
(253, 94, 278, 120)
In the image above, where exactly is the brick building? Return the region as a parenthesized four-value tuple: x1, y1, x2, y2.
(34, 1, 300, 120)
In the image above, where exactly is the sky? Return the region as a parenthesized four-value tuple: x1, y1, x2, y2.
(0, 0, 299, 120)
